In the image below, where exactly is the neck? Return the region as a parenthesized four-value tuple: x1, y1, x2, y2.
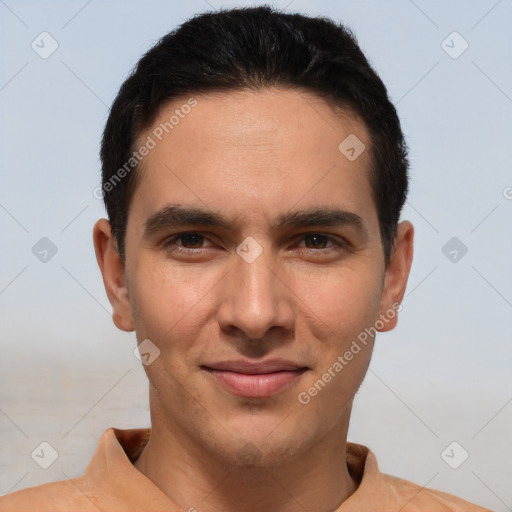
(134, 407, 358, 512)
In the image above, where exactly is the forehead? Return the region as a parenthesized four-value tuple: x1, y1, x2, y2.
(131, 87, 376, 231)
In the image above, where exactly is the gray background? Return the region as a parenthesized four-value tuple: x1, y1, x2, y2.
(0, 0, 511, 510)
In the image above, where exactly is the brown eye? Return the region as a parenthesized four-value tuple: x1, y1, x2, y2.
(303, 234, 331, 249)
(178, 233, 205, 248)
(163, 232, 213, 252)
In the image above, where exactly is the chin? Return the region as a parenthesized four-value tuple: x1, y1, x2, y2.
(219, 435, 306, 469)
(199, 415, 318, 469)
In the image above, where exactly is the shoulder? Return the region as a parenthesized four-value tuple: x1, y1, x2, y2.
(376, 472, 493, 511)
(0, 475, 99, 512)
(344, 442, 493, 511)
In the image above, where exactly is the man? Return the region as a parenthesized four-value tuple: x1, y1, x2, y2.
(0, 5, 492, 511)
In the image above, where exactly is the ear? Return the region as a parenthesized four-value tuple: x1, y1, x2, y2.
(93, 219, 135, 332)
(377, 221, 414, 332)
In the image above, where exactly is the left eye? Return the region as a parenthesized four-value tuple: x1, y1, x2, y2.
(170, 233, 211, 249)
(298, 234, 333, 249)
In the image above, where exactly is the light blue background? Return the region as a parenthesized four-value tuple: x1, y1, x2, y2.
(1, 1, 511, 510)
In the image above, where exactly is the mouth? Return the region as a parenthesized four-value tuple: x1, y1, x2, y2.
(201, 360, 309, 398)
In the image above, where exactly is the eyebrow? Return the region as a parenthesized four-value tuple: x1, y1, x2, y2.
(144, 204, 368, 238)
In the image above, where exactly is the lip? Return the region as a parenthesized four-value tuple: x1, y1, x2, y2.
(201, 359, 308, 398)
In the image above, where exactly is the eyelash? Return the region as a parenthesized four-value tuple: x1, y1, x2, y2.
(162, 232, 347, 254)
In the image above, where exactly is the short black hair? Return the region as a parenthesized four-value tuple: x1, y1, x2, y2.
(100, 5, 409, 265)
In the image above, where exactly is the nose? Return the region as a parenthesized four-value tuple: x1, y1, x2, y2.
(216, 244, 295, 342)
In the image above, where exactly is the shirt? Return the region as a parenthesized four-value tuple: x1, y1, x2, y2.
(0, 427, 492, 512)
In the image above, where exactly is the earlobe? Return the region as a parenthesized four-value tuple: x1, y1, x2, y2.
(377, 221, 414, 332)
(93, 219, 135, 332)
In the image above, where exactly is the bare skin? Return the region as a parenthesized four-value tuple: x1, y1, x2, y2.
(93, 87, 414, 512)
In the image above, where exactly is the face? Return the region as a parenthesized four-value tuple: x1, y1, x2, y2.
(94, 88, 413, 466)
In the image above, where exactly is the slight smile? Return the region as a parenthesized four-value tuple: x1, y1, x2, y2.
(201, 359, 309, 398)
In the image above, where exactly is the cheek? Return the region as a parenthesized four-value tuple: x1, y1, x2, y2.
(129, 257, 220, 350)
(293, 269, 381, 423)
(294, 264, 383, 348)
